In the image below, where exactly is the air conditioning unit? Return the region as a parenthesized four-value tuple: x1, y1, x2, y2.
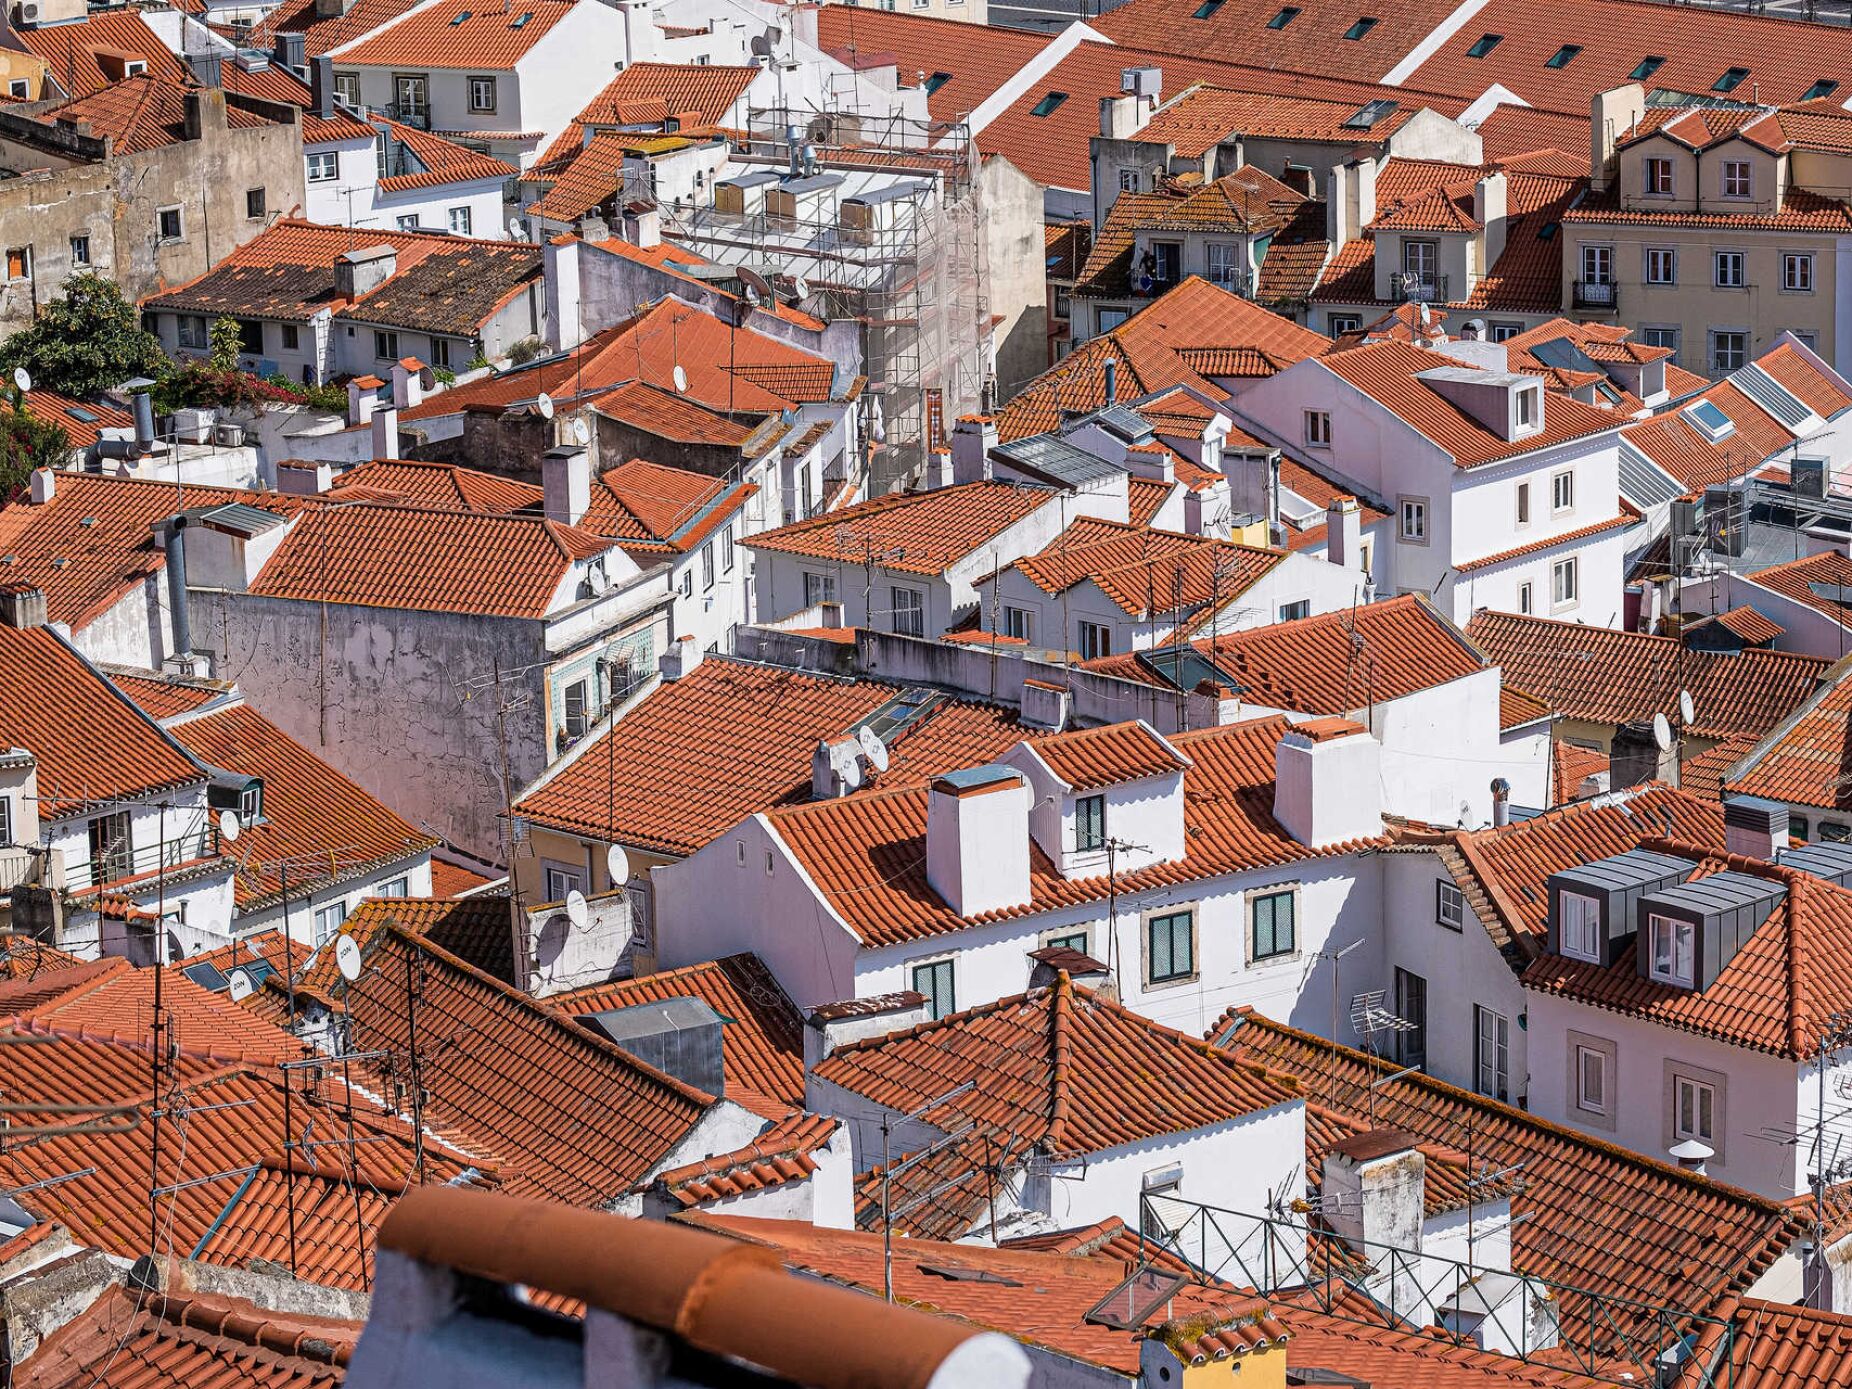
(213, 422, 245, 447)
(17, 4, 40, 25)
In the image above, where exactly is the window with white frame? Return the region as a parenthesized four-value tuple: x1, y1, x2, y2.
(397, 214, 420, 231)
(1003, 604, 1033, 642)
(1715, 250, 1746, 288)
(1517, 580, 1533, 614)
(1395, 968, 1426, 1067)
(1648, 913, 1695, 986)
(1475, 1005, 1510, 1102)
(1206, 241, 1243, 287)
(377, 876, 410, 898)
(0, 795, 11, 848)
(803, 571, 836, 606)
(1399, 496, 1427, 543)
(314, 901, 345, 945)
(1785, 253, 1815, 292)
(1673, 1073, 1716, 1145)
(1551, 470, 1574, 513)
(1558, 889, 1601, 961)
(69, 234, 89, 266)
(1643, 157, 1673, 195)
(1645, 247, 1676, 284)
(374, 330, 398, 360)
(1304, 409, 1331, 447)
(1575, 1043, 1609, 1115)
(911, 957, 955, 1019)
(701, 542, 715, 591)
(468, 75, 496, 111)
(448, 206, 472, 236)
(1516, 481, 1531, 526)
(543, 864, 584, 901)
(157, 206, 183, 242)
(563, 679, 588, 739)
(721, 523, 735, 572)
(1078, 621, 1112, 661)
(1146, 909, 1195, 984)
(1489, 322, 1522, 342)
(307, 150, 338, 182)
(334, 71, 360, 105)
(1711, 330, 1749, 374)
(1720, 160, 1751, 198)
(1641, 325, 1680, 359)
(1328, 314, 1361, 336)
(1552, 556, 1578, 607)
(1277, 599, 1311, 622)
(1436, 879, 1465, 930)
(679, 568, 693, 600)
(1517, 387, 1537, 429)
(1581, 243, 1612, 284)
(890, 585, 924, 637)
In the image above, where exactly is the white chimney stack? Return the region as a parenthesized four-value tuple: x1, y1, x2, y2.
(1326, 495, 1361, 570)
(347, 374, 382, 427)
(1723, 796, 1788, 861)
(1323, 1131, 1429, 1322)
(390, 356, 425, 411)
(950, 416, 998, 486)
(27, 468, 54, 505)
(543, 445, 591, 527)
(1274, 718, 1382, 849)
(658, 634, 702, 681)
(926, 766, 1031, 917)
(370, 404, 400, 459)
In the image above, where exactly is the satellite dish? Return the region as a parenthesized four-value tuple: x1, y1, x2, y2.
(11, 367, 28, 393)
(227, 969, 254, 1002)
(536, 391, 555, 420)
(606, 844, 630, 884)
(507, 215, 528, 242)
(737, 266, 773, 301)
(794, 273, 811, 299)
(1678, 689, 1696, 727)
(672, 364, 689, 393)
(1652, 711, 1674, 752)
(749, 31, 773, 56)
(565, 889, 589, 928)
(219, 809, 241, 842)
(840, 756, 863, 792)
(335, 933, 364, 983)
(857, 725, 890, 773)
(419, 366, 437, 392)
(571, 416, 590, 447)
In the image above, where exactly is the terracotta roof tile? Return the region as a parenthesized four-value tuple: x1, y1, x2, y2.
(1453, 508, 1638, 573)
(1006, 516, 1284, 621)
(1552, 740, 1608, 803)
(1566, 180, 1852, 232)
(1741, 551, 1852, 633)
(535, 60, 759, 167)
(35, 72, 273, 151)
(373, 117, 517, 194)
(243, 0, 422, 57)
(1501, 684, 1553, 729)
(1759, 341, 1852, 418)
(1687, 605, 1785, 646)
(329, 0, 575, 69)
(545, 954, 805, 1108)
(1075, 166, 1305, 298)
(329, 459, 541, 512)
(1027, 720, 1188, 790)
(1727, 663, 1852, 810)
(747, 480, 1057, 577)
(1465, 610, 1826, 739)
(108, 668, 227, 718)
(770, 715, 1388, 947)
(430, 859, 498, 897)
(10, 11, 190, 96)
(654, 1110, 836, 1205)
(1691, 1295, 1852, 1387)
(1125, 476, 1174, 527)
(1475, 108, 1592, 166)
(4, 389, 130, 451)
(308, 895, 520, 990)
(514, 657, 1027, 855)
(580, 457, 753, 558)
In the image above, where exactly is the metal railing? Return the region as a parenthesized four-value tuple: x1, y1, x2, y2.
(66, 825, 221, 894)
(380, 103, 431, 130)
(1135, 1195, 1737, 1388)
(1391, 270, 1449, 302)
(1573, 280, 1619, 310)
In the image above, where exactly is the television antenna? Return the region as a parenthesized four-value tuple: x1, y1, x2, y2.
(1349, 989, 1415, 1060)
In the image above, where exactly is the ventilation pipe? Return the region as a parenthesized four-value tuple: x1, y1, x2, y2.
(1103, 357, 1117, 407)
(152, 516, 193, 658)
(1669, 1139, 1713, 1175)
(131, 389, 155, 456)
(1491, 777, 1510, 828)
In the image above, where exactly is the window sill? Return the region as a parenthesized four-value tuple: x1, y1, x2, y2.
(1143, 972, 1200, 993)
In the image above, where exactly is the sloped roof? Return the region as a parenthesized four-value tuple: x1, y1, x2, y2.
(10, 10, 190, 96)
(373, 117, 518, 193)
(305, 895, 520, 990)
(1005, 516, 1284, 619)
(243, 0, 422, 57)
(535, 59, 758, 168)
(5, 389, 130, 451)
(513, 656, 1027, 855)
(1465, 610, 1826, 739)
(652, 1110, 837, 1206)
(581, 457, 754, 558)
(34, 73, 275, 152)
(329, 0, 576, 69)
(745, 480, 1057, 577)
(1075, 167, 1305, 298)
(1726, 661, 1852, 811)
(1759, 341, 1852, 418)
(328, 459, 542, 513)
(1028, 719, 1189, 789)
(1743, 551, 1852, 630)
(1687, 605, 1785, 646)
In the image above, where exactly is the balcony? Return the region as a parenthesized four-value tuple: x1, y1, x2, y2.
(1390, 271, 1449, 303)
(66, 826, 222, 895)
(381, 104, 431, 130)
(1572, 280, 1618, 312)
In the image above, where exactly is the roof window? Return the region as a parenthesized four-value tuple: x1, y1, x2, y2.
(1545, 44, 1581, 68)
(1714, 66, 1750, 92)
(1631, 55, 1664, 80)
(510, 9, 532, 23)
(1030, 91, 1068, 117)
(1343, 15, 1377, 37)
(923, 70, 952, 94)
(1683, 398, 1736, 442)
(1266, 4, 1299, 24)
(1342, 98, 1399, 129)
(449, 8, 471, 20)
(1191, 0, 1225, 16)
(1804, 78, 1840, 100)
(1466, 32, 1502, 57)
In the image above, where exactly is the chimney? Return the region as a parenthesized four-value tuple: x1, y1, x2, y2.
(926, 766, 1031, 917)
(578, 213, 610, 244)
(1280, 161, 1314, 197)
(543, 444, 591, 527)
(923, 445, 954, 490)
(1274, 718, 1382, 849)
(187, 51, 224, 88)
(1327, 159, 1376, 247)
(310, 53, 335, 118)
(370, 405, 400, 460)
(1326, 494, 1361, 569)
(150, 515, 193, 659)
(1474, 172, 1508, 274)
(950, 415, 997, 485)
(131, 389, 156, 455)
(803, 992, 931, 1072)
(621, 205, 661, 249)
(1021, 679, 1071, 731)
(1323, 1131, 1428, 1321)
(27, 468, 54, 505)
(1266, 452, 1283, 546)
(1099, 94, 1141, 140)
(346, 374, 382, 426)
(1669, 1139, 1713, 1175)
(1723, 795, 1788, 861)
(1103, 357, 1118, 406)
(0, 585, 47, 629)
(1491, 776, 1511, 828)
(811, 736, 866, 799)
(658, 634, 703, 681)
(312, 0, 355, 17)
(276, 31, 307, 73)
(334, 246, 398, 301)
(390, 357, 425, 411)
(276, 460, 333, 495)
(1589, 84, 1646, 192)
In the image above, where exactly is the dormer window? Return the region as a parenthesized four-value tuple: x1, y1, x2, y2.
(1075, 793, 1106, 851)
(238, 782, 263, 825)
(1518, 387, 1540, 431)
(1720, 160, 1750, 198)
(1559, 890, 1600, 961)
(1647, 913, 1695, 987)
(124, 60, 146, 76)
(1643, 157, 1672, 196)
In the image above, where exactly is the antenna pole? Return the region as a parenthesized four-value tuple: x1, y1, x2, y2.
(283, 1051, 299, 1275)
(405, 941, 426, 1187)
(148, 798, 167, 1256)
(490, 657, 526, 991)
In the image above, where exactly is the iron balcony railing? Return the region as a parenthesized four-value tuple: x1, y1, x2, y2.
(1573, 279, 1619, 310)
(67, 825, 221, 894)
(1391, 270, 1449, 302)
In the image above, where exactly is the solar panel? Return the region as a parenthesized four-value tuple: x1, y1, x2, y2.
(1527, 337, 1598, 376)
(1730, 364, 1811, 429)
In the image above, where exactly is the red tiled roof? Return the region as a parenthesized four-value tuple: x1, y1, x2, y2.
(1142, 84, 1417, 156)
(545, 954, 805, 1110)
(581, 457, 754, 557)
(329, 0, 575, 69)
(514, 657, 1027, 855)
(0, 624, 202, 817)
(1691, 1295, 1852, 1388)
(1075, 168, 1306, 298)
(1566, 180, 1852, 232)
(1688, 605, 1785, 646)
(1552, 739, 1608, 803)
(243, 0, 422, 57)
(10, 11, 189, 96)
(590, 380, 755, 447)
(247, 503, 614, 617)
(1727, 664, 1852, 810)
(329, 459, 541, 513)
(1453, 509, 1637, 573)
(5, 389, 130, 451)
(1742, 551, 1852, 631)
(653, 1110, 836, 1206)
(815, 8, 1051, 128)
(769, 715, 1388, 947)
(536, 60, 759, 168)
(1759, 341, 1852, 418)
(431, 858, 498, 897)
(817, 973, 1300, 1239)
(373, 117, 517, 194)
(166, 702, 436, 909)
(1219, 1008, 1801, 1340)
(746, 480, 1056, 577)
(107, 668, 227, 719)
(1475, 108, 1591, 166)
(1093, 0, 1450, 84)
(14, 1284, 357, 1389)
(1006, 516, 1284, 620)
(1027, 720, 1188, 790)
(1501, 683, 1553, 729)
(1465, 610, 1827, 739)
(36, 72, 281, 151)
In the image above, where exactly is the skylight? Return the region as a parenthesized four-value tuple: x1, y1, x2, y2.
(1631, 55, 1664, 80)
(1192, 0, 1225, 17)
(1030, 91, 1069, 117)
(449, 8, 471, 21)
(510, 10, 532, 24)
(1545, 44, 1581, 68)
(1804, 78, 1840, 101)
(923, 70, 952, 94)
(1266, 5, 1300, 26)
(1466, 33, 1502, 57)
(1342, 98, 1399, 129)
(1684, 398, 1736, 442)
(1714, 66, 1750, 92)
(1343, 15, 1377, 37)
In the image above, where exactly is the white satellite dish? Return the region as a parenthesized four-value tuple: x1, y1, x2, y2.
(1652, 711, 1674, 752)
(571, 416, 590, 447)
(606, 844, 630, 884)
(536, 391, 555, 420)
(1678, 689, 1696, 727)
(565, 889, 589, 928)
(507, 215, 528, 242)
(335, 933, 364, 983)
(737, 266, 773, 301)
(11, 367, 28, 393)
(840, 756, 863, 793)
(219, 809, 241, 842)
(794, 273, 810, 299)
(857, 725, 890, 773)
(672, 364, 689, 393)
(227, 969, 254, 1002)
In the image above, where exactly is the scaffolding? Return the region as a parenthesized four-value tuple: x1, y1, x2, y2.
(639, 107, 992, 493)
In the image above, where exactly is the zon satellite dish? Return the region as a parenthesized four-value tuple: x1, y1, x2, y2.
(536, 391, 555, 420)
(227, 969, 254, 1003)
(571, 416, 590, 447)
(1652, 711, 1674, 752)
(672, 364, 689, 393)
(1678, 689, 1696, 727)
(793, 273, 811, 299)
(507, 216, 528, 242)
(857, 725, 890, 773)
(606, 844, 630, 884)
(335, 933, 364, 983)
(565, 889, 589, 929)
(839, 755, 863, 793)
(218, 809, 241, 842)
(11, 367, 28, 393)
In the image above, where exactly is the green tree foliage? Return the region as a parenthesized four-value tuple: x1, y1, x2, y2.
(0, 275, 167, 398)
(208, 316, 244, 372)
(0, 403, 71, 501)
